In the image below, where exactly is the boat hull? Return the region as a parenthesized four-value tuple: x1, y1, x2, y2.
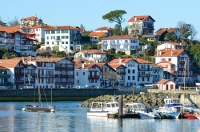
(87, 111, 109, 117)
(22, 106, 55, 112)
(137, 111, 155, 119)
(183, 112, 197, 119)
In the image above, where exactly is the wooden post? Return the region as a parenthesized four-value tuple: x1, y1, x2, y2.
(119, 95, 123, 117)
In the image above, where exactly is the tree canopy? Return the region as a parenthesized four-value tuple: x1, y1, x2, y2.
(102, 10, 127, 35)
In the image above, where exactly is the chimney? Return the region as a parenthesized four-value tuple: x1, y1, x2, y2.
(82, 63, 84, 69)
(119, 57, 122, 64)
(159, 51, 162, 56)
(134, 17, 137, 21)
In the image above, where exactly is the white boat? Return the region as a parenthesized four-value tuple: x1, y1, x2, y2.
(194, 112, 200, 120)
(155, 97, 182, 119)
(87, 101, 124, 117)
(125, 103, 156, 119)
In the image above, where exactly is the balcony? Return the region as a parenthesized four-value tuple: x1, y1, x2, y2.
(88, 75, 100, 79)
(138, 67, 150, 71)
(39, 74, 55, 78)
(117, 72, 126, 75)
(138, 72, 151, 77)
(55, 74, 73, 78)
(55, 66, 74, 70)
(0, 74, 10, 78)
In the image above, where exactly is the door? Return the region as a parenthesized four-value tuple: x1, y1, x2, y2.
(166, 84, 168, 90)
(170, 84, 173, 90)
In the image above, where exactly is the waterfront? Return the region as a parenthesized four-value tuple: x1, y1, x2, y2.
(0, 101, 200, 132)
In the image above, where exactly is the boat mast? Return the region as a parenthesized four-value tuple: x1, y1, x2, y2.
(37, 62, 41, 107)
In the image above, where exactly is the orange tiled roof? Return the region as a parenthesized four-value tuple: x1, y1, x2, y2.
(88, 32, 106, 37)
(45, 26, 80, 31)
(0, 59, 22, 68)
(75, 63, 97, 69)
(102, 35, 137, 40)
(32, 24, 53, 28)
(80, 50, 106, 54)
(96, 63, 106, 68)
(109, 58, 132, 63)
(96, 27, 112, 31)
(157, 79, 169, 84)
(155, 49, 184, 57)
(156, 28, 178, 36)
(0, 65, 8, 69)
(133, 58, 152, 64)
(0, 26, 25, 34)
(128, 15, 155, 22)
(108, 64, 126, 69)
(21, 16, 39, 21)
(73, 59, 95, 64)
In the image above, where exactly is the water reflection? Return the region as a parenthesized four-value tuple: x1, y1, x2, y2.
(0, 102, 200, 132)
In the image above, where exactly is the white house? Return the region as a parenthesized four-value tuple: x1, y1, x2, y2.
(109, 58, 153, 87)
(0, 26, 36, 56)
(74, 50, 107, 63)
(157, 42, 183, 51)
(157, 79, 176, 90)
(155, 49, 193, 85)
(101, 35, 140, 55)
(128, 15, 155, 35)
(75, 62, 102, 88)
(44, 26, 82, 52)
(88, 32, 108, 45)
(95, 27, 113, 36)
(20, 16, 43, 27)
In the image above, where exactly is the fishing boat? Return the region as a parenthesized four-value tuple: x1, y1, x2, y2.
(87, 101, 125, 117)
(125, 103, 158, 119)
(155, 97, 182, 119)
(183, 104, 200, 119)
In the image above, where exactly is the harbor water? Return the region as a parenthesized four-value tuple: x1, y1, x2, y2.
(0, 101, 200, 132)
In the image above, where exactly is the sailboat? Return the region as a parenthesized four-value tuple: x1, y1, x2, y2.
(22, 63, 55, 112)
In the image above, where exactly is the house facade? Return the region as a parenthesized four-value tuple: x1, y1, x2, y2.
(157, 42, 183, 51)
(157, 79, 176, 90)
(155, 28, 180, 41)
(20, 16, 43, 27)
(0, 66, 11, 89)
(88, 32, 108, 45)
(101, 35, 140, 55)
(109, 58, 153, 87)
(152, 64, 164, 84)
(95, 27, 113, 36)
(44, 26, 82, 52)
(155, 49, 193, 85)
(74, 50, 107, 63)
(0, 26, 37, 56)
(128, 15, 155, 35)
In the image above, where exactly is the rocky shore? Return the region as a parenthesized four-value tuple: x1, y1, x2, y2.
(79, 92, 181, 108)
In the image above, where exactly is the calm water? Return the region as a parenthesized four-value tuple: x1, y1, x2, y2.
(0, 101, 200, 132)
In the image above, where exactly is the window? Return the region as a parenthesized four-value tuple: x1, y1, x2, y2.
(51, 31, 55, 34)
(46, 42, 49, 44)
(168, 58, 171, 61)
(46, 36, 49, 40)
(62, 42, 64, 44)
(128, 69, 130, 73)
(71, 41, 73, 44)
(56, 30, 60, 34)
(46, 31, 50, 34)
(66, 41, 68, 44)
(142, 78, 144, 81)
(52, 41, 54, 44)
(76, 72, 78, 76)
(132, 70, 135, 73)
(83, 72, 85, 75)
(61, 30, 68, 33)
(128, 76, 130, 80)
(125, 40, 128, 43)
(132, 76, 135, 80)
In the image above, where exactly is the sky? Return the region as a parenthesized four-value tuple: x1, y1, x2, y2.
(1, 0, 199, 39)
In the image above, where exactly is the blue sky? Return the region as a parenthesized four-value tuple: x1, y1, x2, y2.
(1, 0, 199, 39)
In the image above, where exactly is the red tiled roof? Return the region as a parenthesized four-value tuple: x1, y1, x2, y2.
(96, 27, 112, 31)
(155, 49, 184, 57)
(45, 26, 80, 31)
(133, 58, 152, 64)
(95, 63, 105, 68)
(80, 50, 106, 54)
(32, 24, 53, 29)
(88, 32, 107, 37)
(0, 59, 22, 68)
(75, 63, 98, 70)
(109, 58, 132, 63)
(73, 59, 95, 64)
(108, 64, 126, 69)
(102, 35, 137, 40)
(128, 15, 155, 22)
(157, 79, 169, 84)
(21, 16, 39, 21)
(156, 28, 178, 36)
(0, 26, 25, 34)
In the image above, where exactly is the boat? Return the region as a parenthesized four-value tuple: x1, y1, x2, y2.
(154, 97, 182, 119)
(125, 103, 159, 119)
(183, 104, 200, 119)
(194, 112, 200, 120)
(22, 67, 55, 112)
(87, 101, 125, 117)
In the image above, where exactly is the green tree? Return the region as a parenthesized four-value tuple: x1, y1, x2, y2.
(83, 44, 92, 50)
(8, 19, 20, 26)
(112, 24, 121, 35)
(129, 23, 142, 37)
(164, 32, 177, 42)
(0, 48, 7, 59)
(102, 10, 127, 35)
(123, 26, 128, 35)
(56, 51, 66, 57)
(2, 52, 17, 59)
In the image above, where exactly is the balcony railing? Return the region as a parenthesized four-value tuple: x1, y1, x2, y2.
(0, 74, 10, 78)
(88, 75, 100, 79)
(138, 67, 150, 71)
